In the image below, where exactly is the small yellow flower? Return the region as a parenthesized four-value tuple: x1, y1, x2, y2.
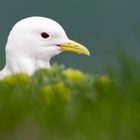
(98, 75, 112, 85)
(63, 68, 85, 81)
(3, 73, 31, 86)
(41, 82, 70, 106)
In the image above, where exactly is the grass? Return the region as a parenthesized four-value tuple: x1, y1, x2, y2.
(0, 55, 140, 140)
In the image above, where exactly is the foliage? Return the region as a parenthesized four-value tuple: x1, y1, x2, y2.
(0, 56, 140, 140)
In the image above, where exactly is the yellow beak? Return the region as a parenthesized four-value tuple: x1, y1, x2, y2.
(59, 40, 90, 56)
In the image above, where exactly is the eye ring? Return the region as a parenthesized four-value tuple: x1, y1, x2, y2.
(41, 32, 49, 38)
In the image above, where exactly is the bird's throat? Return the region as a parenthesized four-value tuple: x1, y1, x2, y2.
(4, 55, 51, 76)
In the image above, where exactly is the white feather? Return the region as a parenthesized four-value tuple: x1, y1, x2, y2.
(0, 17, 70, 79)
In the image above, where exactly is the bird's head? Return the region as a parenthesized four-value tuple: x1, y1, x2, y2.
(6, 17, 90, 62)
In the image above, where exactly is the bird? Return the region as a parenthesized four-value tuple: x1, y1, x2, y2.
(0, 16, 90, 79)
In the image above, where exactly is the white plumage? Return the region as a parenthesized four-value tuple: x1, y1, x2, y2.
(0, 17, 90, 79)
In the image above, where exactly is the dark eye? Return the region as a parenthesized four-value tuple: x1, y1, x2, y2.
(41, 32, 49, 38)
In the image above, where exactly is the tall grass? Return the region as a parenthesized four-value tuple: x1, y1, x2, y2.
(0, 55, 140, 140)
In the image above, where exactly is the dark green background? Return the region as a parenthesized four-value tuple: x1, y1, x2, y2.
(0, 0, 140, 72)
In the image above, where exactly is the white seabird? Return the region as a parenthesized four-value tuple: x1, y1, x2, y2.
(0, 17, 90, 79)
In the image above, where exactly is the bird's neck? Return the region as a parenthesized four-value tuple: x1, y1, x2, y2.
(2, 53, 51, 76)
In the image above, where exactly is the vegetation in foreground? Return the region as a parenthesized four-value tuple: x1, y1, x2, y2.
(0, 55, 140, 140)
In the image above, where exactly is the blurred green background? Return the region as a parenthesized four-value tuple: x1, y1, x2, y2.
(0, 0, 140, 72)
